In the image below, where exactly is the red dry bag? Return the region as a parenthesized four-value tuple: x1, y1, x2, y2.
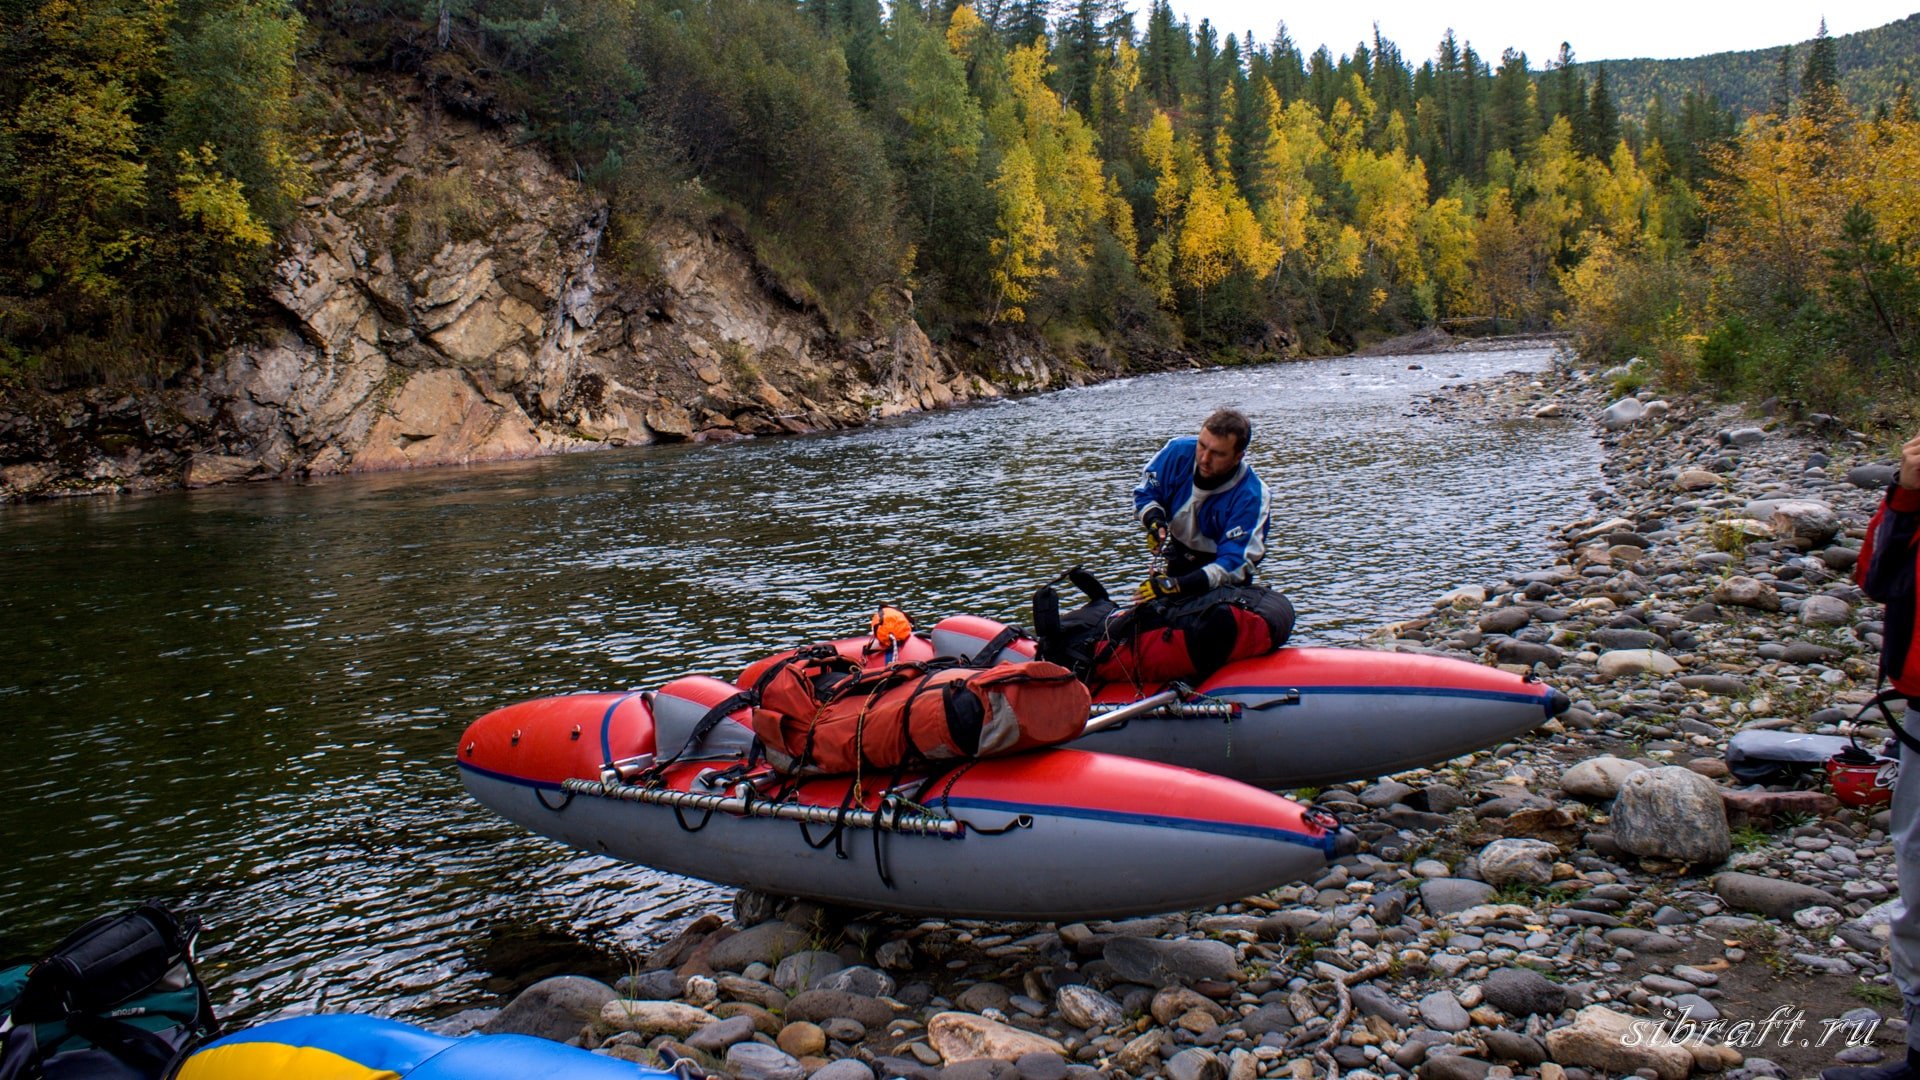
(751, 658, 1089, 777)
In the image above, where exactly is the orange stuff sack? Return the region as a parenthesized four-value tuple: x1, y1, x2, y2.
(751, 660, 1089, 777)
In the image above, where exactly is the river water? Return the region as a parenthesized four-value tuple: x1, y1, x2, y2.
(0, 346, 1598, 1023)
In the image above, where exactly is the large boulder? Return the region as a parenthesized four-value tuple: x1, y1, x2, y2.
(927, 1013, 1067, 1063)
(1545, 1005, 1692, 1080)
(1166, 1048, 1225, 1080)
(1712, 575, 1781, 611)
(480, 975, 617, 1041)
(1596, 649, 1682, 678)
(1770, 500, 1841, 547)
(1476, 839, 1559, 888)
(1712, 872, 1843, 919)
(1610, 766, 1730, 865)
(706, 922, 811, 972)
(1055, 985, 1123, 1030)
(1417, 991, 1470, 1032)
(1598, 398, 1646, 431)
(772, 950, 844, 992)
(1480, 967, 1571, 1017)
(725, 1042, 805, 1080)
(784, 990, 895, 1028)
(1102, 937, 1238, 986)
(1490, 639, 1564, 668)
(1849, 463, 1899, 489)
(1561, 756, 1647, 800)
(686, 1015, 758, 1053)
(1478, 607, 1531, 634)
(599, 1000, 719, 1037)
(1721, 790, 1840, 829)
(1801, 595, 1853, 627)
(1419, 879, 1497, 916)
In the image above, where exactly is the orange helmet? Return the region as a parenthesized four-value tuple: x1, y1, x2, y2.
(869, 605, 914, 650)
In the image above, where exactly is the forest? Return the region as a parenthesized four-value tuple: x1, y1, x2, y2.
(1, 0, 1915, 422)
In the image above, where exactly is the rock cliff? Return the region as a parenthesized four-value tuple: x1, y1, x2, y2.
(0, 74, 1177, 503)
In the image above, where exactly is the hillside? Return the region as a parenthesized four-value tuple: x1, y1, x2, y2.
(1578, 13, 1920, 117)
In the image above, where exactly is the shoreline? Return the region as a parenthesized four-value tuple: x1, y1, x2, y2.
(442, 358, 1908, 1080)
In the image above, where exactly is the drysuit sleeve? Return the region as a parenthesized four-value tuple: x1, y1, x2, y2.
(1858, 484, 1920, 604)
(1134, 440, 1180, 525)
(1200, 480, 1272, 589)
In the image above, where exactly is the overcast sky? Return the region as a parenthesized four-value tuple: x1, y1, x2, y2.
(1141, 2, 1918, 66)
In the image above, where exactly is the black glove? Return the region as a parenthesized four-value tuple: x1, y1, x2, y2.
(1133, 573, 1180, 604)
(1142, 507, 1169, 554)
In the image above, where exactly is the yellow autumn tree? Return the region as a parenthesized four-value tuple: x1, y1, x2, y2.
(1417, 195, 1476, 319)
(988, 41, 1132, 311)
(1473, 188, 1531, 331)
(1588, 139, 1655, 247)
(1253, 93, 1328, 262)
(1139, 110, 1182, 304)
(945, 5, 987, 68)
(1516, 116, 1585, 291)
(1702, 103, 1866, 303)
(987, 140, 1055, 323)
(1339, 143, 1430, 296)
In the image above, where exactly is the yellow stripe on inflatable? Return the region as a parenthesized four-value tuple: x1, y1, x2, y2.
(175, 1041, 403, 1080)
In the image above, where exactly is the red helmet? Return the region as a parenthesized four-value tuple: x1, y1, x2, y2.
(1827, 747, 1897, 808)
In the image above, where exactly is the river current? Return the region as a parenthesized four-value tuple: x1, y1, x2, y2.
(0, 346, 1599, 1023)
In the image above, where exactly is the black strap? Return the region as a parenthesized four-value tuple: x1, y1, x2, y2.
(1066, 566, 1110, 604)
(966, 625, 1028, 667)
(1859, 687, 1917, 755)
(0, 1002, 201, 1080)
(658, 690, 754, 768)
(643, 645, 839, 784)
(63, 1014, 183, 1077)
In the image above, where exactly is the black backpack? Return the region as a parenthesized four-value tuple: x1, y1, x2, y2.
(0, 902, 217, 1080)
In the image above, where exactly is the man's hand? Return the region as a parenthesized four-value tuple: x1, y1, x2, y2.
(1901, 432, 1920, 491)
(1141, 507, 1169, 554)
(1133, 574, 1180, 604)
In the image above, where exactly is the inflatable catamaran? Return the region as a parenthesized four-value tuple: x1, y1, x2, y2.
(459, 675, 1353, 921)
(460, 593, 1563, 919)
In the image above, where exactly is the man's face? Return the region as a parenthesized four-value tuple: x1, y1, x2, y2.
(1195, 426, 1244, 483)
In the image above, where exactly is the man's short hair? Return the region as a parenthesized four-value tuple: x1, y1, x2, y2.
(1202, 408, 1252, 452)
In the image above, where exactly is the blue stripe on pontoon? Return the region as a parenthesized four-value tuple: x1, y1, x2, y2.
(457, 762, 1336, 851)
(599, 691, 643, 766)
(1221, 684, 1551, 709)
(459, 760, 567, 791)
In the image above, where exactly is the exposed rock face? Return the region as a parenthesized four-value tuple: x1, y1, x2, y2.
(0, 74, 1157, 502)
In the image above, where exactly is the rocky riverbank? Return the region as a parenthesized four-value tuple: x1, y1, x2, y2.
(457, 358, 1904, 1080)
(0, 72, 1187, 506)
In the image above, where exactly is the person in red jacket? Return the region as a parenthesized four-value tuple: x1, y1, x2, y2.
(1833, 432, 1920, 1080)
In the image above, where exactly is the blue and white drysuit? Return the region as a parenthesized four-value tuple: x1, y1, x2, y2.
(1133, 436, 1272, 592)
